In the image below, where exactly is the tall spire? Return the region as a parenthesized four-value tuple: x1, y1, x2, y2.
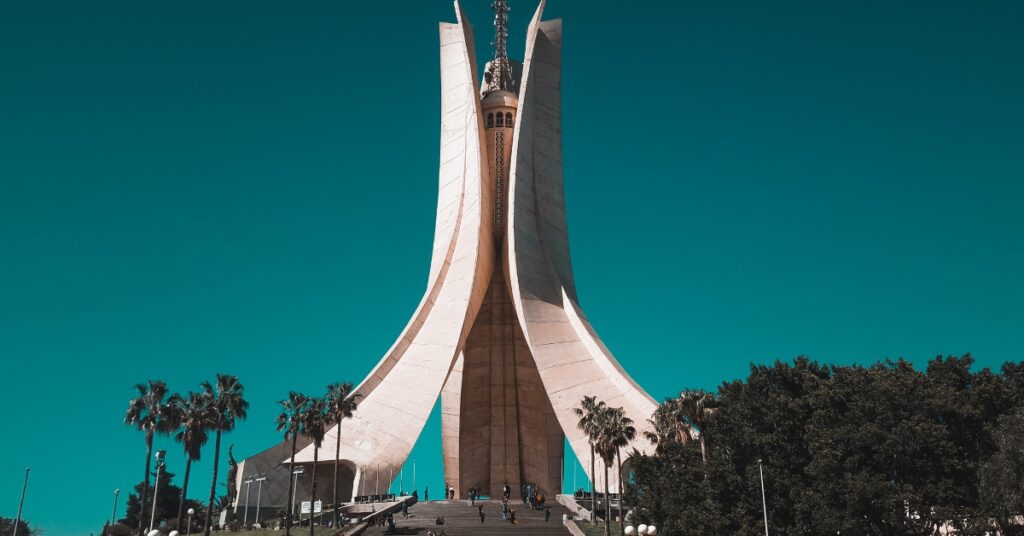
(483, 0, 513, 94)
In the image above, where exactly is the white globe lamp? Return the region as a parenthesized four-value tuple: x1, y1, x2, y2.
(148, 530, 160, 536)
(188, 508, 195, 515)
(647, 525, 657, 535)
(637, 524, 648, 534)
(169, 531, 179, 536)
(624, 526, 635, 535)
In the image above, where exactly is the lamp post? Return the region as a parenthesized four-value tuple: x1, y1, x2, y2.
(758, 459, 769, 536)
(13, 467, 29, 536)
(242, 476, 254, 525)
(150, 450, 167, 533)
(186, 508, 195, 536)
(291, 467, 305, 518)
(254, 475, 267, 524)
(111, 489, 121, 527)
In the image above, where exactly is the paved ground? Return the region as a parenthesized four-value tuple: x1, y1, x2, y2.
(361, 499, 573, 535)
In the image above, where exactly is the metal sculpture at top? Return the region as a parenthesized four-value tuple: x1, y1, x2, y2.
(483, 0, 514, 94)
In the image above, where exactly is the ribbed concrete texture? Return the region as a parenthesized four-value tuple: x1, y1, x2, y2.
(236, 0, 659, 510)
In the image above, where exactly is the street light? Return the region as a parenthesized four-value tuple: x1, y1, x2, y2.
(758, 459, 769, 536)
(111, 489, 121, 527)
(291, 467, 305, 518)
(13, 467, 29, 536)
(186, 508, 195, 536)
(242, 476, 254, 526)
(150, 450, 167, 533)
(254, 475, 267, 524)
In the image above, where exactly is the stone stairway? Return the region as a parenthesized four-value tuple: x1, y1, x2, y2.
(361, 499, 573, 535)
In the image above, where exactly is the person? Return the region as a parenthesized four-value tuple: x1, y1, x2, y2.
(424, 486, 429, 502)
(503, 482, 510, 501)
(402, 501, 409, 519)
(501, 500, 508, 521)
(510, 508, 517, 525)
(545, 508, 551, 522)
(478, 505, 485, 523)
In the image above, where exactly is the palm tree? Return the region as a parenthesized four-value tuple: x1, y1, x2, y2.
(602, 407, 636, 536)
(301, 397, 328, 536)
(172, 391, 215, 530)
(124, 380, 178, 536)
(574, 395, 607, 524)
(203, 375, 249, 536)
(324, 382, 360, 528)
(276, 392, 309, 536)
(594, 410, 617, 536)
(677, 389, 715, 463)
(644, 397, 695, 454)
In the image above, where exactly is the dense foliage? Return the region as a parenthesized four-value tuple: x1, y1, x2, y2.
(624, 355, 1024, 536)
(0, 517, 37, 536)
(119, 471, 203, 530)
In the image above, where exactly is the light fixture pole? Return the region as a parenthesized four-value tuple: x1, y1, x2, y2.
(242, 476, 254, 525)
(13, 467, 29, 536)
(291, 467, 305, 518)
(758, 459, 769, 536)
(254, 475, 267, 524)
(186, 508, 195, 536)
(150, 450, 166, 533)
(111, 488, 121, 527)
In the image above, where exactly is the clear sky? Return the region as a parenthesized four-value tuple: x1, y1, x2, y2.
(1, 1, 1022, 535)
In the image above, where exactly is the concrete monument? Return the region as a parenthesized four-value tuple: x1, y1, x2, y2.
(236, 0, 658, 506)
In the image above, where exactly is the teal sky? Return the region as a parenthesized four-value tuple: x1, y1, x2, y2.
(2, 1, 1022, 535)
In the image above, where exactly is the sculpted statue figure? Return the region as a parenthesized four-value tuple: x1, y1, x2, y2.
(227, 444, 239, 504)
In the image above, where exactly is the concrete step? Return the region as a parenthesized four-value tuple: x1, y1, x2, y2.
(362, 499, 573, 535)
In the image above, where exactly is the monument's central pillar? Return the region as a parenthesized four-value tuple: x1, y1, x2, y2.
(440, 83, 564, 499)
(445, 261, 564, 499)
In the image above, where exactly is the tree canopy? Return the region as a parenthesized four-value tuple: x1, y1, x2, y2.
(624, 355, 1024, 536)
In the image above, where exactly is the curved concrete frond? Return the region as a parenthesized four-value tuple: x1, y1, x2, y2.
(291, 4, 493, 497)
(506, 2, 658, 491)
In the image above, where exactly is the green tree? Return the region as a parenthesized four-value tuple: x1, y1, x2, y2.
(120, 471, 193, 530)
(601, 406, 635, 536)
(324, 382, 360, 528)
(276, 392, 309, 536)
(202, 375, 249, 536)
(0, 517, 36, 536)
(300, 397, 328, 536)
(979, 408, 1024, 535)
(677, 389, 715, 463)
(171, 391, 215, 529)
(124, 380, 178, 536)
(573, 395, 607, 524)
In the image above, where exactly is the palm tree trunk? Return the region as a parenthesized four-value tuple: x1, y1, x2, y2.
(310, 445, 319, 536)
(140, 429, 153, 536)
(332, 418, 340, 530)
(604, 461, 611, 536)
(617, 449, 624, 536)
(589, 444, 597, 524)
(285, 433, 297, 536)
(204, 427, 222, 536)
(177, 457, 192, 529)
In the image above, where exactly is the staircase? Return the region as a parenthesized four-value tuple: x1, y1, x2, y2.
(361, 499, 573, 535)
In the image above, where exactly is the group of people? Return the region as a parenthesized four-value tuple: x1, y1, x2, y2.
(520, 482, 547, 510)
(371, 511, 398, 534)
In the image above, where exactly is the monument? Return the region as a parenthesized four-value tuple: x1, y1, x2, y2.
(235, 0, 658, 507)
